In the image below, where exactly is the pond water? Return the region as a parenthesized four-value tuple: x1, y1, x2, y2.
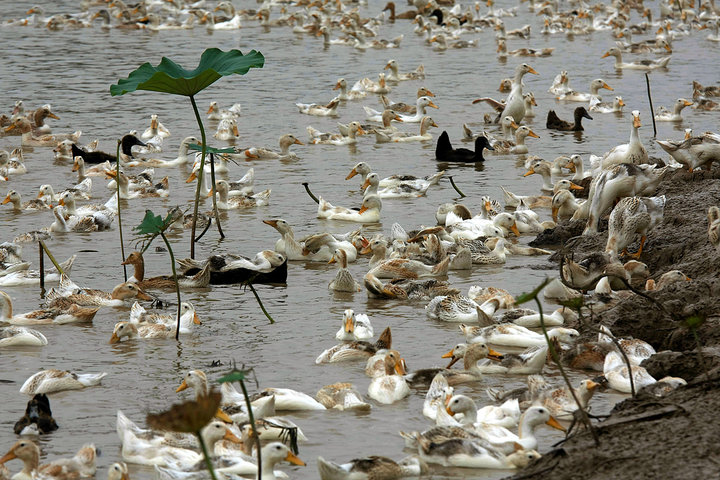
(0, 1, 718, 479)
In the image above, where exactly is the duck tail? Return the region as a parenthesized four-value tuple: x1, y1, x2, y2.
(435, 130, 452, 158)
(546, 110, 561, 129)
(432, 256, 450, 275)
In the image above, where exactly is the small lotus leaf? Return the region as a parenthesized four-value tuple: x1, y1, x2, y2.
(135, 209, 172, 235)
(110, 48, 264, 97)
(187, 143, 236, 154)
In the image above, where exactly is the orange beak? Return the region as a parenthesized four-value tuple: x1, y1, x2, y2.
(186, 171, 197, 183)
(523, 167, 535, 177)
(527, 129, 540, 138)
(136, 290, 153, 301)
(193, 312, 201, 325)
(427, 101, 439, 109)
(546, 416, 566, 431)
(510, 222, 520, 236)
(569, 182, 583, 190)
(346, 168, 358, 180)
(601, 51, 611, 58)
(357, 205, 369, 214)
(361, 178, 371, 191)
(602, 82, 614, 91)
(2, 196, 11, 205)
(527, 66, 539, 75)
(244, 149, 258, 159)
(263, 219, 278, 227)
(176, 379, 189, 393)
(284, 451, 306, 466)
(552, 206, 559, 223)
(207, 104, 215, 114)
(108, 333, 120, 344)
(486, 348, 504, 360)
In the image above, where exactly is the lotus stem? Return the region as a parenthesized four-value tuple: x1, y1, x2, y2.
(195, 429, 219, 480)
(39, 240, 63, 274)
(302, 182, 319, 204)
(238, 379, 262, 480)
(535, 294, 599, 445)
(38, 242, 45, 296)
(247, 282, 275, 324)
(189, 94, 207, 259)
(645, 73, 657, 138)
(207, 153, 225, 240)
(116, 139, 127, 281)
(448, 176, 466, 198)
(160, 232, 182, 341)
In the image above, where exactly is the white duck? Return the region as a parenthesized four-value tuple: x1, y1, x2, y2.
(500, 63, 539, 123)
(654, 98, 693, 122)
(461, 323, 579, 348)
(208, 181, 270, 210)
(328, 249, 361, 292)
(335, 309, 373, 340)
(317, 195, 382, 223)
(0, 326, 48, 347)
(296, 99, 340, 116)
(557, 78, 613, 103)
(602, 47, 671, 70)
(308, 122, 366, 145)
(20, 369, 107, 394)
(244, 134, 303, 159)
(598, 110, 648, 169)
(367, 350, 410, 404)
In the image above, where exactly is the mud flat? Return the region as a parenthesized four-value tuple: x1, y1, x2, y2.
(512, 168, 720, 479)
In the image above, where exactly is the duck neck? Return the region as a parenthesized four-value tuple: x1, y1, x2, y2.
(131, 259, 144, 282)
(517, 411, 536, 440)
(629, 123, 640, 147)
(369, 246, 387, 266)
(572, 160, 584, 181)
(279, 140, 292, 155)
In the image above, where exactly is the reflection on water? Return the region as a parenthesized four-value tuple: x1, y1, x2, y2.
(0, 1, 718, 479)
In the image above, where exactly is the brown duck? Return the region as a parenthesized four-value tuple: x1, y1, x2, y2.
(546, 107, 593, 131)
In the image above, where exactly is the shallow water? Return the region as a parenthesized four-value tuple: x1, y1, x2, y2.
(0, 1, 718, 479)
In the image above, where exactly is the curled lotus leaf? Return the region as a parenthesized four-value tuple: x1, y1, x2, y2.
(110, 48, 264, 97)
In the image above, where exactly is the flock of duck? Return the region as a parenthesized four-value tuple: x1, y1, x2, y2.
(2, 0, 720, 479)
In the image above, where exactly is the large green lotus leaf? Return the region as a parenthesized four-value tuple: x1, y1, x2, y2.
(110, 48, 264, 97)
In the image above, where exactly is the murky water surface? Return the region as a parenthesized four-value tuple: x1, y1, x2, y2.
(0, 1, 718, 478)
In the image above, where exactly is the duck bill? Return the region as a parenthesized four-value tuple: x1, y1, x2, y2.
(206, 105, 215, 114)
(359, 245, 372, 255)
(185, 171, 197, 183)
(523, 168, 535, 177)
(232, 124, 240, 137)
(683, 100, 693, 107)
(510, 120, 519, 129)
(293, 138, 304, 145)
(427, 101, 439, 109)
(527, 66, 539, 75)
(108, 333, 120, 344)
(1, 196, 10, 205)
(358, 205, 369, 214)
(564, 161, 576, 172)
(345, 168, 358, 180)
(72, 160, 80, 172)
(527, 129, 540, 138)
(445, 405, 455, 416)
(356, 126, 366, 136)
(58, 198, 65, 206)
(487, 348, 504, 361)
(285, 451, 306, 466)
(425, 89, 436, 97)
(333, 81, 342, 90)
(384, 62, 391, 70)
(395, 359, 407, 375)
(0, 450, 17, 464)
(586, 380, 600, 391)
(244, 149, 259, 159)
(361, 178, 371, 191)
(193, 313, 201, 325)
(569, 182, 583, 190)
(4, 124, 16, 132)
(150, 117, 158, 129)
(105, 170, 118, 179)
(47, 112, 60, 120)
(222, 427, 242, 441)
(510, 222, 520, 236)
(327, 256, 337, 264)
(263, 219, 278, 228)
(344, 314, 354, 334)
(207, 189, 215, 198)
(601, 51, 610, 58)
(394, 114, 404, 122)
(633, 116, 642, 128)
(546, 416, 566, 431)
(176, 379, 189, 393)
(552, 206, 559, 223)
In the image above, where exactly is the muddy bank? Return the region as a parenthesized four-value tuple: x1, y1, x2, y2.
(507, 373, 720, 480)
(506, 168, 720, 479)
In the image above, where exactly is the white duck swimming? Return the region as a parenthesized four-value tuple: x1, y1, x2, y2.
(602, 47, 671, 70)
(416, 434, 540, 469)
(654, 98, 693, 122)
(336, 309, 373, 340)
(317, 195, 382, 223)
(0, 290, 99, 325)
(213, 118, 240, 141)
(0, 326, 48, 347)
(296, 99, 340, 116)
(0, 440, 97, 480)
(384, 59, 425, 82)
(208, 181, 270, 209)
(308, 122, 366, 145)
(20, 369, 107, 394)
(244, 134, 303, 159)
(426, 295, 500, 323)
(367, 350, 410, 404)
(557, 78, 613, 103)
(590, 95, 625, 113)
(331, 78, 367, 101)
(375, 116, 438, 143)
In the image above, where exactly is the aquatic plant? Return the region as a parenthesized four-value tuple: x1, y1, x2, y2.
(147, 390, 222, 480)
(133, 209, 182, 340)
(110, 48, 265, 258)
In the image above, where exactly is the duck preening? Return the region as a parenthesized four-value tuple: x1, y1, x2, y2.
(178, 251, 287, 285)
(546, 107, 593, 131)
(435, 131, 493, 162)
(13, 394, 58, 434)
